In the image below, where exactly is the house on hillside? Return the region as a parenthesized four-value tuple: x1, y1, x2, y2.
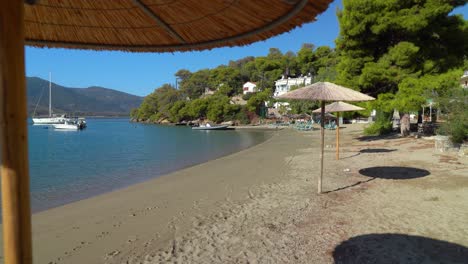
(461, 70, 468, 88)
(273, 74, 312, 97)
(272, 74, 312, 110)
(242, 82, 257, 94)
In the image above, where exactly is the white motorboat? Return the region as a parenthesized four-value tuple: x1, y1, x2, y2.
(192, 123, 229, 130)
(53, 122, 79, 130)
(53, 119, 86, 130)
(32, 73, 69, 125)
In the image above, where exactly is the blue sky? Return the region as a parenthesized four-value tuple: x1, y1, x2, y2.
(25, 1, 467, 97)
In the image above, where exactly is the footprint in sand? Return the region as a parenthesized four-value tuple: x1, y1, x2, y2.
(96, 231, 110, 238)
(105, 250, 120, 259)
(127, 236, 138, 243)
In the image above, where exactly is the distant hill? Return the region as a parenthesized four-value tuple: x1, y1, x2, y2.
(27, 77, 143, 116)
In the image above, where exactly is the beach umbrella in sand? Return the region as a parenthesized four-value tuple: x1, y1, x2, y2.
(312, 101, 365, 160)
(1, 1, 333, 262)
(277, 82, 374, 194)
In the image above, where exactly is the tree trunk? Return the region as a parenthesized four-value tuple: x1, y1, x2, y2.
(400, 114, 410, 137)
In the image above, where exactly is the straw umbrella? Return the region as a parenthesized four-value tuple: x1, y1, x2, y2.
(312, 101, 365, 160)
(1, 1, 333, 263)
(277, 82, 374, 194)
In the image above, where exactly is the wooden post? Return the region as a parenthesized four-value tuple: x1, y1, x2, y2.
(319, 101, 325, 194)
(0, 1, 33, 263)
(336, 112, 340, 160)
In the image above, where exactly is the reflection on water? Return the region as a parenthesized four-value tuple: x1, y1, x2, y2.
(27, 119, 271, 212)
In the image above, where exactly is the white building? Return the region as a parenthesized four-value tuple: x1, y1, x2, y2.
(242, 82, 257, 94)
(273, 75, 312, 97)
(272, 75, 312, 110)
(461, 70, 468, 88)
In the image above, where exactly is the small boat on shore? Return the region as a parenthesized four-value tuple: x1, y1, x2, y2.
(192, 124, 229, 130)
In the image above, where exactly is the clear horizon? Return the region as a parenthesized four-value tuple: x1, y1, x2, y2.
(25, 1, 467, 97)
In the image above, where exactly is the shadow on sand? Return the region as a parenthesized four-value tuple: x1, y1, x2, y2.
(333, 233, 468, 264)
(359, 148, 397, 153)
(340, 148, 396, 160)
(356, 133, 400, 142)
(359, 166, 430, 180)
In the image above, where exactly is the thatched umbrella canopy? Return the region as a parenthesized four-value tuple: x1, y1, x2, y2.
(279, 82, 375, 101)
(1, 1, 333, 263)
(277, 82, 374, 193)
(313, 101, 365, 160)
(312, 101, 365, 113)
(23, 0, 332, 52)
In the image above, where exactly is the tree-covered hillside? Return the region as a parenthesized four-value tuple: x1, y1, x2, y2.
(132, 45, 339, 123)
(28, 77, 143, 116)
(133, 0, 467, 134)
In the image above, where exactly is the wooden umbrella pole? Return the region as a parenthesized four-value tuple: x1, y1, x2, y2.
(336, 112, 340, 160)
(319, 101, 325, 194)
(0, 1, 33, 263)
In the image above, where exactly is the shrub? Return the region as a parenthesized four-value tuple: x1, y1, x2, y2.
(436, 87, 467, 144)
(234, 107, 250, 124)
(242, 92, 254, 101)
(364, 111, 392, 136)
(437, 118, 467, 144)
(363, 121, 393, 136)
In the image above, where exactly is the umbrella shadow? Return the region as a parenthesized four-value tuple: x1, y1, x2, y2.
(356, 133, 400, 142)
(360, 148, 397, 153)
(359, 166, 430, 180)
(340, 148, 396, 160)
(333, 233, 468, 264)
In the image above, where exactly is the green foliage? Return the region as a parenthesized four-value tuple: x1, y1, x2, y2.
(247, 89, 272, 114)
(179, 69, 210, 99)
(133, 40, 341, 123)
(242, 92, 254, 101)
(133, 84, 180, 121)
(168, 101, 187, 122)
(130, 108, 139, 118)
(364, 93, 396, 136)
(395, 69, 463, 112)
(234, 107, 251, 124)
(364, 111, 393, 136)
(289, 100, 319, 115)
(278, 104, 289, 116)
(336, 0, 467, 106)
(436, 87, 468, 144)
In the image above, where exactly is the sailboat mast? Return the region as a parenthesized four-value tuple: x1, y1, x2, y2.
(49, 72, 52, 117)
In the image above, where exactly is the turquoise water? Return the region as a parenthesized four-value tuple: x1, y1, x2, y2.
(27, 119, 270, 212)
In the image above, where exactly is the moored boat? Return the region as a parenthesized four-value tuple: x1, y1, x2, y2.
(53, 119, 86, 130)
(191, 124, 229, 130)
(32, 73, 70, 125)
(32, 114, 69, 125)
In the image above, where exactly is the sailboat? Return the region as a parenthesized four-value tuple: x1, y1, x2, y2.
(32, 73, 68, 125)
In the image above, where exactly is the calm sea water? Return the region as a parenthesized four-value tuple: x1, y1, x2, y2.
(27, 118, 271, 212)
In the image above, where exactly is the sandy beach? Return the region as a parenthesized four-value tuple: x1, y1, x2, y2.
(1, 124, 467, 263)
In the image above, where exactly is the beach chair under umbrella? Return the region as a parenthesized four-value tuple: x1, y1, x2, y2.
(277, 82, 374, 194)
(1, 1, 333, 263)
(312, 101, 365, 160)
